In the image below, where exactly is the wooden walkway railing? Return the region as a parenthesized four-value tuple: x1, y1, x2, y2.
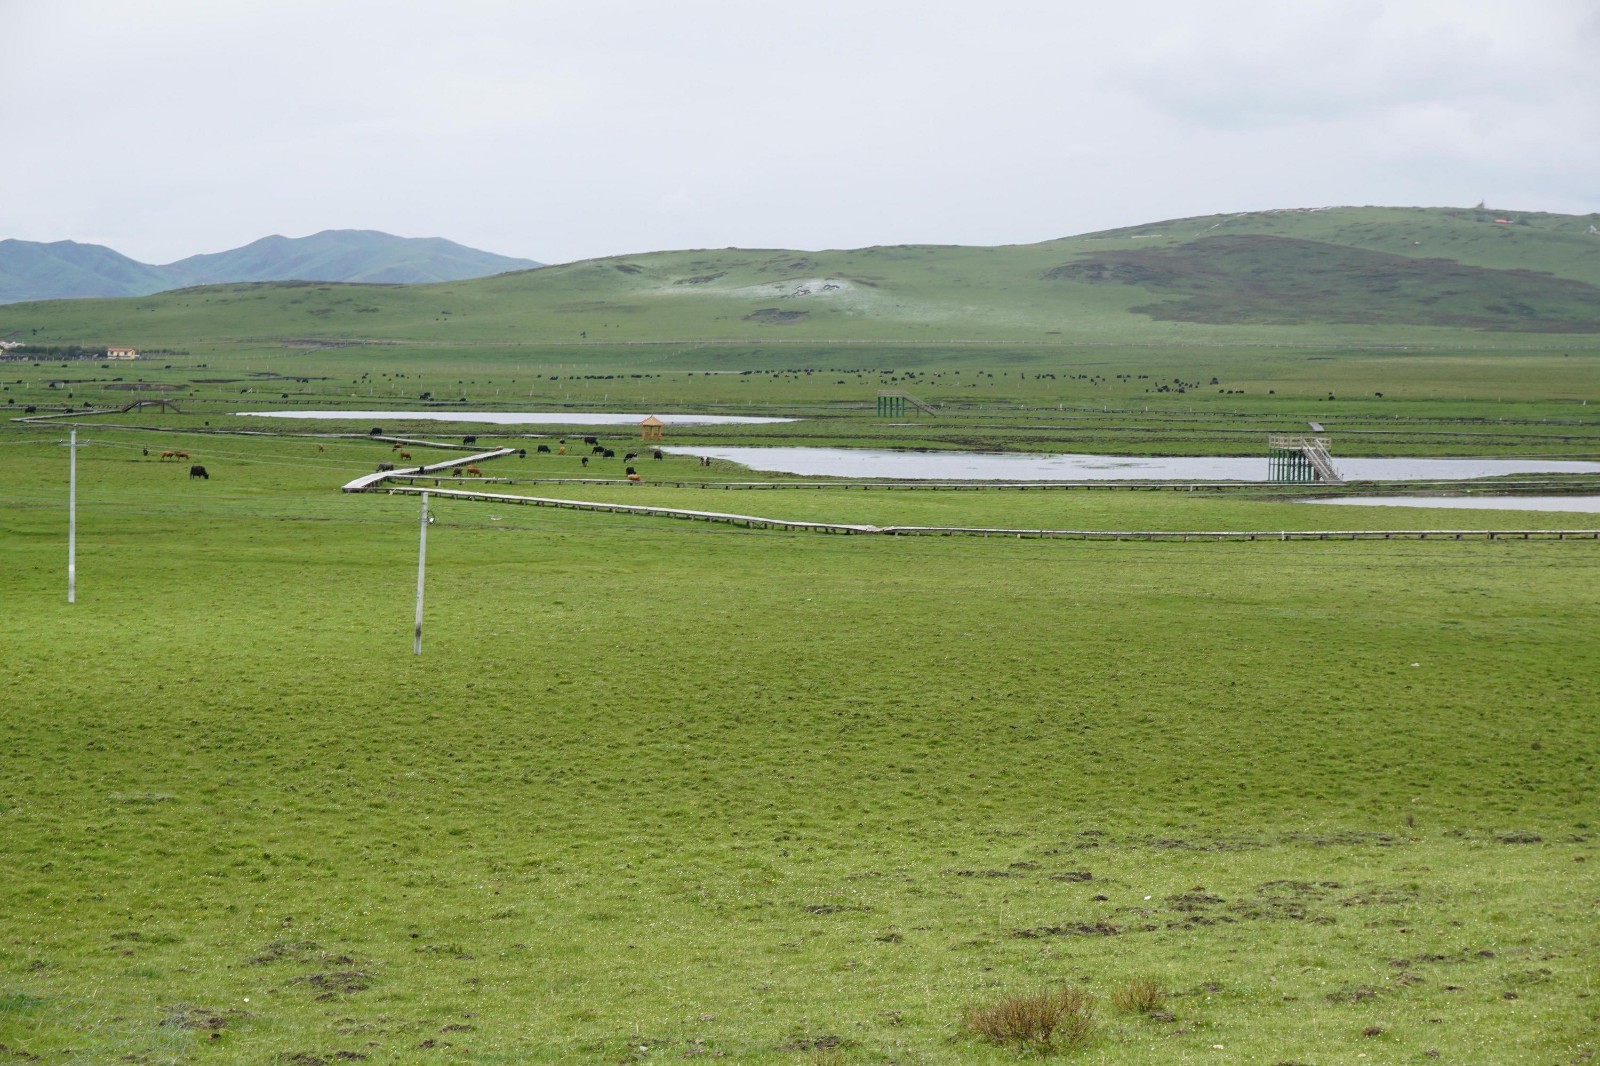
(360, 483, 1598, 542)
(341, 448, 519, 491)
(879, 389, 939, 415)
(343, 453, 1598, 542)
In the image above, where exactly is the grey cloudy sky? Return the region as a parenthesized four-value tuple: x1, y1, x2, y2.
(5, 0, 1597, 265)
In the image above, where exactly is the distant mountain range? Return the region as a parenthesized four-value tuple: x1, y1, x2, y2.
(0, 230, 541, 304)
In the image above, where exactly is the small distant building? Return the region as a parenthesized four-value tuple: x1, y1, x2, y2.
(640, 415, 664, 441)
(106, 346, 139, 360)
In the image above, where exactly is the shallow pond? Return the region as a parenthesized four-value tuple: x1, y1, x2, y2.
(660, 446, 1600, 482)
(237, 410, 796, 426)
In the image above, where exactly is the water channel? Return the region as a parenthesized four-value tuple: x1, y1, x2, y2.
(238, 410, 797, 426)
(658, 446, 1600, 483)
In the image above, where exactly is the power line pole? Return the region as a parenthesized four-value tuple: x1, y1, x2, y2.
(414, 491, 429, 654)
(68, 429, 77, 604)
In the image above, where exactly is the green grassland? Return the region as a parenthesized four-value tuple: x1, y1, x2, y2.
(5, 338, 1600, 463)
(3, 205, 1599, 466)
(2, 206, 1599, 1062)
(2, 428, 1598, 1065)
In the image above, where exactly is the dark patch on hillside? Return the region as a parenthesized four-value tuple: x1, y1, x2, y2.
(743, 307, 810, 324)
(1046, 235, 1600, 332)
(761, 257, 820, 275)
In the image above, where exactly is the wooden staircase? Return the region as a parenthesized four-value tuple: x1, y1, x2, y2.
(1268, 435, 1343, 483)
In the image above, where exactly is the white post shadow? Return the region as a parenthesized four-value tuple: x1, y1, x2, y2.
(414, 491, 429, 654)
(68, 429, 77, 604)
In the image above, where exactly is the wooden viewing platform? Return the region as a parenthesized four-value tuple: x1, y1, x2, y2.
(877, 390, 938, 416)
(1269, 435, 1343, 483)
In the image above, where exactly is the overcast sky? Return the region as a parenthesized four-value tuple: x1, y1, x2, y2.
(5, 0, 1597, 265)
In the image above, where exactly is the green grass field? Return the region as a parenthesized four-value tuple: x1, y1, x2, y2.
(3, 205, 1599, 1062)
(2, 424, 1598, 1064)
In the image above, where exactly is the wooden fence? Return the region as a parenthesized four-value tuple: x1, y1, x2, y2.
(360, 483, 1598, 542)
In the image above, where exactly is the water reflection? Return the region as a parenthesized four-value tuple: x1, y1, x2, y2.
(664, 446, 1600, 483)
(238, 410, 796, 426)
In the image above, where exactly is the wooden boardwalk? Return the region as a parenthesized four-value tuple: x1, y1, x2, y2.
(341, 448, 519, 491)
(360, 483, 1599, 542)
(343, 453, 1598, 543)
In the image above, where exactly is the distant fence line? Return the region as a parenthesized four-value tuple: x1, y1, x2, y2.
(348, 479, 1598, 543)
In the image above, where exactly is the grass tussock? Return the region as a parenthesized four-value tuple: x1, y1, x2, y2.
(1111, 977, 1167, 1014)
(964, 985, 1096, 1051)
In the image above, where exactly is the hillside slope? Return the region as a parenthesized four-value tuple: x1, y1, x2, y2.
(4, 207, 1598, 348)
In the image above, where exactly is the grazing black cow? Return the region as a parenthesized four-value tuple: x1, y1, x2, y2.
(518, 449, 527, 457)
(189, 465, 209, 479)
(463, 435, 477, 445)
(369, 427, 384, 436)
(536, 444, 551, 453)
(24, 406, 36, 414)
(592, 445, 607, 454)
(652, 450, 664, 460)
(624, 452, 638, 461)
(625, 466, 637, 476)
(583, 436, 598, 446)
(601, 448, 615, 459)
(377, 461, 395, 472)
(580, 456, 589, 467)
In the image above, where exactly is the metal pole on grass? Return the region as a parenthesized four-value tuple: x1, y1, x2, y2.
(414, 491, 428, 654)
(68, 428, 77, 604)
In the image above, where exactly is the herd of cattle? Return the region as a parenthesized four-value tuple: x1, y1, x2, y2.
(154, 433, 673, 485)
(374, 434, 666, 478)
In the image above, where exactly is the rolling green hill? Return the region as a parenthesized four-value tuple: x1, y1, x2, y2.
(3, 207, 1599, 351)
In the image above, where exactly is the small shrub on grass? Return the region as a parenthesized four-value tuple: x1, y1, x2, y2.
(1111, 977, 1166, 1014)
(964, 985, 1096, 1051)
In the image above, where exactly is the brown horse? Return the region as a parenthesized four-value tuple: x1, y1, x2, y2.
(173, 450, 190, 460)
(398, 451, 412, 460)
(464, 465, 484, 477)
(160, 450, 176, 460)
(315, 443, 326, 453)
(391, 442, 404, 451)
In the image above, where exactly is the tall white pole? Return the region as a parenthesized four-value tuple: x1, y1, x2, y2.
(67, 429, 77, 604)
(414, 491, 428, 654)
